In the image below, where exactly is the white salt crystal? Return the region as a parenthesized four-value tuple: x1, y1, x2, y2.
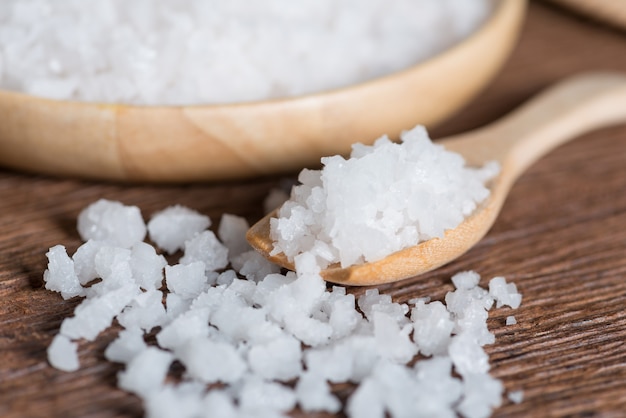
(130, 242, 167, 290)
(508, 390, 524, 404)
(117, 289, 168, 332)
(295, 372, 341, 413)
(47, 334, 79, 372)
(373, 311, 417, 363)
(177, 337, 246, 384)
(233, 250, 282, 282)
(118, 347, 173, 397)
(248, 335, 302, 381)
(147, 205, 210, 255)
(104, 327, 147, 364)
(60, 283, 140, 341)
(411, 300, 454, 356)
(457, 373, 504, 418)
(165, 262, 208, 299)
(72, 240, 106, 285)
(304, 343, 354, 383)
(448, 332, 490, 377)
(346, 378, 385, 418)
(452, 270, 481, 290)
(218, 214, 250, 261)
(238, 377, 297, 415)
(489, 277, 522, 309)
(156, 309, 211, 351)
(144, 383, 207, 418)
(165, 292, 192, 321)
(43, 245, 84, 299)
(77, 199, 146, 248)
(202, 390, 238, 418)
(89, 246, 134, 295)
(506, 315, 517, 326)
(216, 269, 239, 286)
(180, 230, 229, 272)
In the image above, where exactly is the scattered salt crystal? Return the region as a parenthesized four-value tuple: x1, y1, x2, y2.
(117, 347, 173, 397)
(43, 245, 84, 299)
(449, 332, 491, 377)
(77, 199, 146, 248)
(104, 327, 148, 364)
(72, 240, 106, 285)
(165, 262, 207, 300)
(147, 205, 210, 255)
(238, 377, 297, 415)
(411, 300, 454, 356)
(295, 372, 341, 413)
(248, 334, 302, 381)
(47, 334, 79, 372)
(130, 242, 167, 290)
(60, 283, 139, 341)
(117, 289, 168, 332)
(373, 311, 417, 363)
(180, 230, 229, 272)
(489, 276, 522, 309)
(346, 378, 385, 418)
(45, 200, 524, 418)
(506, 315, 517, 326)
(457, 373, 504, 418)
(508, 390, 524, 404)
(177, 337, 246, 384)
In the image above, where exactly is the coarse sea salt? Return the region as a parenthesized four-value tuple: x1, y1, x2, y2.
(43, 199, 522, 418)
(270, 126, 500, 268)
(0, 0, 492, 105)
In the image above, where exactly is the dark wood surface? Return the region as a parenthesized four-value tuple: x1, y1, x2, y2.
(2, 2, 626, 417)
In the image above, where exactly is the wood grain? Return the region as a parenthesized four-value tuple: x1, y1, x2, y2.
(1, 2, 626, 417)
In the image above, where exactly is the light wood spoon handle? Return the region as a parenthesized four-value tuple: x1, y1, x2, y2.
(248, 72, 626, 286)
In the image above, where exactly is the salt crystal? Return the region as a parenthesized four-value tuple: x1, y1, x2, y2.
(130, 242, 167, 290)
(508, 390, 524, 404)
(147, 205, 210, 255)
(165, 262, 208, 300)
(248, 335, 302, 381)
(104, 327, 148, 364)
(60, 283, 140, 341)
(117, 289, 168, 332)
(411, 300, 454, 356)
(295, 372, 341, 413)
(118, 347, 173, 397)
(72, 240, 106, 285)
(489, 277, 522, 309)
(180, 230, 229, 272)
(506, 315, 517, 326)
(457, 373, 504, 418)
(177, 337, 246, 384)
(238, 377, 297, 415)
(43, 245, 84, 299)
(77, 199, 146, 248)
(47, 334, 79, 372)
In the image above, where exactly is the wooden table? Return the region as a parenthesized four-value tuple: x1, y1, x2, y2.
(1, 2, 626, 417)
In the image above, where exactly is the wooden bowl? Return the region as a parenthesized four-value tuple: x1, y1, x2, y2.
(0, 0, 526, 183)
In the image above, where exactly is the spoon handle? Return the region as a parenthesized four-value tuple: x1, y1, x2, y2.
(441, 72, 626, 183)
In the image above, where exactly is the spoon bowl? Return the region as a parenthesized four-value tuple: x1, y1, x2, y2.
(247, 72, 626, 285)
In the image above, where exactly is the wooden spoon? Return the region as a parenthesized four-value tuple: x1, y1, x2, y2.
(246, 72, 626, 286)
